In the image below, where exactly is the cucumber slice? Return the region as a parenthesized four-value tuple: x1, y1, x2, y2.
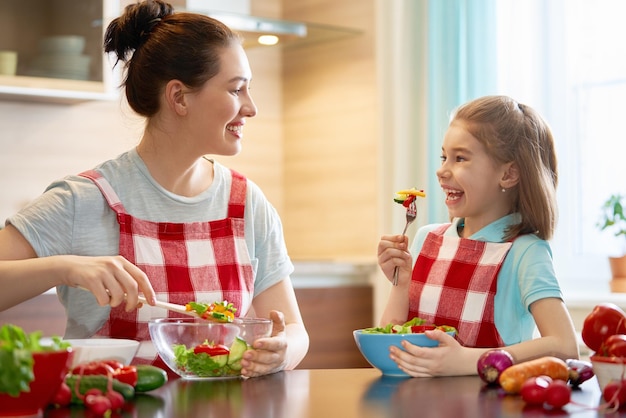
(211, 354, 229, 367)
(227, 337, 249, 365)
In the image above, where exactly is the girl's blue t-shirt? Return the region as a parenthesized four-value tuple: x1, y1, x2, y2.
(409, 214, 563, 345)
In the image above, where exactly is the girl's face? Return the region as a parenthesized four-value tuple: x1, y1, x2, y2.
(436, 120, 512, 234)
(183, 44, 257, 156)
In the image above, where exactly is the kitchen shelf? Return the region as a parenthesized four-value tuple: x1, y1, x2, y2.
(0, 0, 120, 104)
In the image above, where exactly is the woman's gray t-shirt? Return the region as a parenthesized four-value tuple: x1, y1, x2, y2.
(7, 148, 293, 338)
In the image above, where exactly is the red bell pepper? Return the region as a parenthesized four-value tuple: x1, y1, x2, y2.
(193, 343, 230, 356)
(410, 325, 436, 333)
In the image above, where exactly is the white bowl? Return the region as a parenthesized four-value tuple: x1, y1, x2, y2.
(590, 355, 626, 391)
(39, 36, 85, 54)
(64, 338, 139, 367)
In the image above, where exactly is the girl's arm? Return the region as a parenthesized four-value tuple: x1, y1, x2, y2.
(377, 234, 412, 326)
(505, 297, 580, 362)
(390, 297, 578, 377)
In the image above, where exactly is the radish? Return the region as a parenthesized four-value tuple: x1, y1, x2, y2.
(520, 376, 552, 405)
(544, 379, 571, 409)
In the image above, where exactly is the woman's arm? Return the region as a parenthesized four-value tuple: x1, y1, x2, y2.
(245, 277, 309, 374)
(0, 225, 156, 312)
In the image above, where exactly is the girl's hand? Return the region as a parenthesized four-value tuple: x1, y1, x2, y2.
(377, 234, 412, 285)
(389, 330, 465, 377)
(61, 255, 156, 311)
(240, 310, 288, 378)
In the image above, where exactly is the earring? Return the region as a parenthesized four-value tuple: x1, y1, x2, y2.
(501, 188, 506, 193)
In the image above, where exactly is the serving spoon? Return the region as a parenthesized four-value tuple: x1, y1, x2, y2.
(78, 286, 200, 318)
(136, 295, 199, 318)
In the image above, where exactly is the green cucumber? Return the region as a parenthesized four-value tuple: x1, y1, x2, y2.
(227, 337, 249, 365)
(65, 374, 135, 404)
(135, 365, 168, 393)
(211, 353, 229, 367)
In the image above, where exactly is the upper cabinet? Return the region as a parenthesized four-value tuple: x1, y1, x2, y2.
(0, 0, 120, 103)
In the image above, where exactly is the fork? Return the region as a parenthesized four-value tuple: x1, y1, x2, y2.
(392, 199, 417, 286)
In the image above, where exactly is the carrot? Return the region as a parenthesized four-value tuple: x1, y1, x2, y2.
(498, 356, 569, 394)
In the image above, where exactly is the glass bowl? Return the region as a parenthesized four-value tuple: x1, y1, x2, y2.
(149, 317, 272, 379)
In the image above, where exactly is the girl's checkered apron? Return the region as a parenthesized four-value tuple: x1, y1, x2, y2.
(80, 169, 254, 366)
(408, 224, 512, 347)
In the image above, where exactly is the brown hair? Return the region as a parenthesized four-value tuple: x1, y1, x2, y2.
(103, 0, 241, 117)
(450, 95, 558, 241)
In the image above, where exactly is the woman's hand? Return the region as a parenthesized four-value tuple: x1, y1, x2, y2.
(60, 255, 156, 311)
(389, 330, 469, 377)
(240, 310, 288, 378)
(377, 234, 412, 285)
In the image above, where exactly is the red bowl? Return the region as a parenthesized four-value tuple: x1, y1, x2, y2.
(0, 348, 74, 417)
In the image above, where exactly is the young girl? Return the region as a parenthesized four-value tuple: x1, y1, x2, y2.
(0, 0, 308, 378)
(377, 95, 579, 377)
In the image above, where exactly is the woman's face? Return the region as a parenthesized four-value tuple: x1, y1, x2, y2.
(436, 120, 511, 233)
(183, 44, 257, 156)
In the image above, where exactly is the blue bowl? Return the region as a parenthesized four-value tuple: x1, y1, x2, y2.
(353, 329, 456, 377)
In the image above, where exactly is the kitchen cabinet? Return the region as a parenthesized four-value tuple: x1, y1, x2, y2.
(0, 0, 120, 103)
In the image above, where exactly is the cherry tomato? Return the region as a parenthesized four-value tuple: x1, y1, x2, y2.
(603, 334, 626, 357)
(581, 303, 626, 353)
(193, 343, 230, 356)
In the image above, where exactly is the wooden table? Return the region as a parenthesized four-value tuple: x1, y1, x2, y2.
(43, 368, 618, 418)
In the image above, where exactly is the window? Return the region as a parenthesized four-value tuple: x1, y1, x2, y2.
(495, 0, 625, 288)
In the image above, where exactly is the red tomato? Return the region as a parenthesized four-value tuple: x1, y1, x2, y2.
(603, 334, 626, 357)
(410, 325, 436, 333)
(193, 344, 230, 356)
(581, 303, 626, 353)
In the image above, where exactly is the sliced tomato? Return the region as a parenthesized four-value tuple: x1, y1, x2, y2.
(193, 344, 230, 356)
(411, 325, 436, 333)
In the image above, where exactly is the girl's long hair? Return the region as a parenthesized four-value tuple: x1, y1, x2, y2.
(451, 95, 558, 240)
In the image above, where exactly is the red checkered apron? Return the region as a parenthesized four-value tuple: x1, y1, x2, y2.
(408, 224, 512, 348)
(80, 169, 254, 366)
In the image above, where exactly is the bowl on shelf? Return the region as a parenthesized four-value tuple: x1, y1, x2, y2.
(64, 338, 140, 367)
(0, 348, 74, 417)
(590, 355, 626, 391)
(353, 329, 456, 377)
(149, 317, 272, 379)
(38, 35, 86, 54)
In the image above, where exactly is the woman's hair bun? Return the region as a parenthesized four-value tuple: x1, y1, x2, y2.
(105, 0, 175, 63)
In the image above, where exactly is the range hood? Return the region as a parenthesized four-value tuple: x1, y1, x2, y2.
(181, 8, 361, 49)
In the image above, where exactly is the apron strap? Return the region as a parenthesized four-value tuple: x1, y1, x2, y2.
(79, 170, 128, 216)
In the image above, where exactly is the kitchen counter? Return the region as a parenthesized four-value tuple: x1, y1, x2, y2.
(42, 368, 611, 418)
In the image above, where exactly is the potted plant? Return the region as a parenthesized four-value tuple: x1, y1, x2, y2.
(597, 193, 626, 280)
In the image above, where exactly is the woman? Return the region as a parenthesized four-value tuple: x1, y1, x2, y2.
(0, 0, 308, 378)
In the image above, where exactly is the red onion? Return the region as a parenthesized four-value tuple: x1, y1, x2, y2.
(477, 349, 514, 386)
(566, 359, 594, 387)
